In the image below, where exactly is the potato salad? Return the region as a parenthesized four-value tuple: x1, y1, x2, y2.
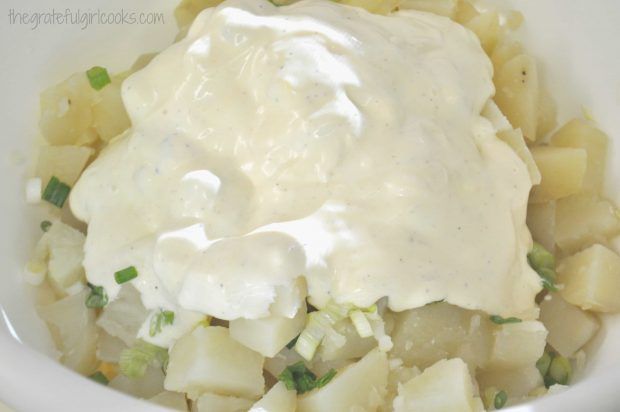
(25, 0, 620, 411)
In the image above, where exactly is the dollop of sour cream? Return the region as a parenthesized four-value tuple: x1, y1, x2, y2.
(71, 0, 542, 340)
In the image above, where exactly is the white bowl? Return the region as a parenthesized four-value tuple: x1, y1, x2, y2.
(1, 0, 619, 410)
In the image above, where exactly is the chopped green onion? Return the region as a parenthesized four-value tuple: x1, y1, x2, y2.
(88, 371, 109, 385)
(149, 310, 175, 337)
(538, 267, 559, 292)
(40, 220, 52, 232)
(42, 176, 71, 208)
(528, 242, 555, 270)
(536, 352, 552, 377)
(322, 301, 354, 323)
(548, 355, 572, 386)
(277, 361, 337, 394)
(119, 341, 169, 378)
(114, 266, 138, 284)
(494, 390, 508, 409)
(85, 283, 108, 308)
(489, 315, 522, 325)
(295, 312, 331, 361)
(350, 309, 373, 338)
(286, 335, 299, 350)
(86, 66, 111, 90)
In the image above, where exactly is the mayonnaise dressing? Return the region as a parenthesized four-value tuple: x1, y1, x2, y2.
(71, 0, 542, 340)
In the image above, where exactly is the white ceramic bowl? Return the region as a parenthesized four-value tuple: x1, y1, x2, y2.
(1, 0, 619, 410)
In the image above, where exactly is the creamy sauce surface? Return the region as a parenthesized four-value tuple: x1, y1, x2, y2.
(71, 0, 542, 338)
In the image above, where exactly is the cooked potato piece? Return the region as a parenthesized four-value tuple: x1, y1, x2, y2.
(391, 303, 493, 370)
(398, 0, 458, 18)
(477, 365, 543, 398)
(540, 295, 599, 356)
(454, 0, 479, 24)
(297, 349, 388, 412)
(39, 73, 95, 145)
(149, 391, 189, 411)
(39, 289, 98, 375)
(264, 347, 307, 378)
(97, 329, 127, 363)
(381, 362, 421, 412)
(557, 244, 620, 313)
(165, 326, 265, 400)
(97, 285, 149, 347)
(527, 201, 556, 253)
(497, 128, 541, 185)
(536, 87, 557, 139)
(174, 0, 225, 28)
(555, 195, 620, 254)
(44, 221, 86, 295)
(494, 54, 539, 141)
(229, 305, 306, 357)
(92, 78, 131, 142)
(550, 119, 609, 194)
(249, 382, 296, 412)
(464, 11, 500, 53)
(109, 366, 165, 399)
(491, 38, 523, 74)
(193, 393, 253, 412)
(482, 100, 512, 132)
(488, 321, 547, 369)
(317, 318, 377, 362)
(529, 146, 587, 203)
(393, 358, 482, 412)
(36, 145, 93, 188)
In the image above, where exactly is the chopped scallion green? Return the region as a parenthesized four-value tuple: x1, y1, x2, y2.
(286, 335, 299, 350)
(119, 341, 169, 378)
(88, 371, 109, 385)
(527, 242, 559, 292)
(42, 176, 71, 208)
(40, 220, 52, 232)
(277, 361, 337, 394)
(548, 355, 572, 386)
(114, 266, 138, 284)
(494, 390, 508, 409)
(315, 368, 337, 389)
(149, 309, 175, 337)
(536, 352, 552, 377)
(86, 66, 111, 90)
(489, 315, 522, 325)
(85, 283, 108, 308)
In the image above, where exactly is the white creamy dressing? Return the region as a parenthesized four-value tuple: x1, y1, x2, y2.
(71, 0, 542, 344)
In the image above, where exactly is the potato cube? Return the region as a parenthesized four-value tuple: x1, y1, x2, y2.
(36, 145, 93, 188)
(393, 358, 481, 412)
(398, 0, 458, 18)
(39, 289, 98, 375)
(536, 87, 557, 139)
(555, 195, 620, 254)
(109, 366, 165, 399)
(527, 201, 556, 253)
(477, 365, 543, 398)
(165, 326, 264, 400)
(194, 393, 253, 412)
(45, 221, 86, 295)
(529, 146, 587, 203)
(491, 39, 523, 72)
(391, 303, 493, 370)
(92, 78, 131, 142)
(557, 244, 620, 312)
(39, 73, 95, 145)
(497, 128, 541, 185)
(97, 285, 149, 347)
(550, 119, 609, 194)
(540, 295, 599, 356)
(454, 0, 479, 24)
(297, 349, 388, 412)
(317, 318, 377, 362)
(494, 54, 539, 140)
(249, 382, 296, 412)
(229, 305, 306, 358)
(149, 391, 189, 411)
(464, 11, 500, 53)
(488, 321, 547, 369)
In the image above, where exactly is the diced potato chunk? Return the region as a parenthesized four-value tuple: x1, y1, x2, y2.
(529, 146, 587, 203)
(497, 128, 541, 185)
(477, 365, 543, 398)
(555, 195, 620, 254)
(229, 305, 306, 358)
(298, 349, 388, 412)
(398, 0, 458, 18)
(491, 39, 523, 72)
(536, 87, 557, 139)
(39, 289, 98, 375)
(264, 347, 306, 378)
(317, 318, 377, 362)
(97, 330, 127, 363)
(391, 303, 493, 370)
(527, 201, 556, 253)
(540, 295, 599, 356)
(36, 145, 93, 188)
(97, 285, 149, 347)
(149, 391, 189, 411)
(249, 382, 296, 412)
(454, 0, 479, 24)
(165, 326, 265, 400)
(557, 244, 620, 312)
(550, 119, 609, 194)
(488, 321, 547, 369)
(393, 358, 481, 412)
(193, 393, 253, 412)
(464, 11, 500, 53)
(109, 366, 165, 399)
(92, 78, 131, 142)
(44, 221, 86, 295)
(39, 73, 95, 145)
(494, 54, 539, 140)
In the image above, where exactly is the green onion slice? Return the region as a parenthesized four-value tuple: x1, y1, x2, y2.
(85, 283, 108, 308)
(494, 390, 508, 409)
(149, 309, 175, 337)
(277, 361, 337, 394)
(119, 341, 169, 379)
(536, 352, 552, 377)
(88, 371, 109, 385)
(40, 220, 52, 232)
(548, 355, 572, 386)
(42, 176, 71, 208)
(114, 266, 138, 284)
(86, 66, 111, 90)
(489, 315, 522, 325)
